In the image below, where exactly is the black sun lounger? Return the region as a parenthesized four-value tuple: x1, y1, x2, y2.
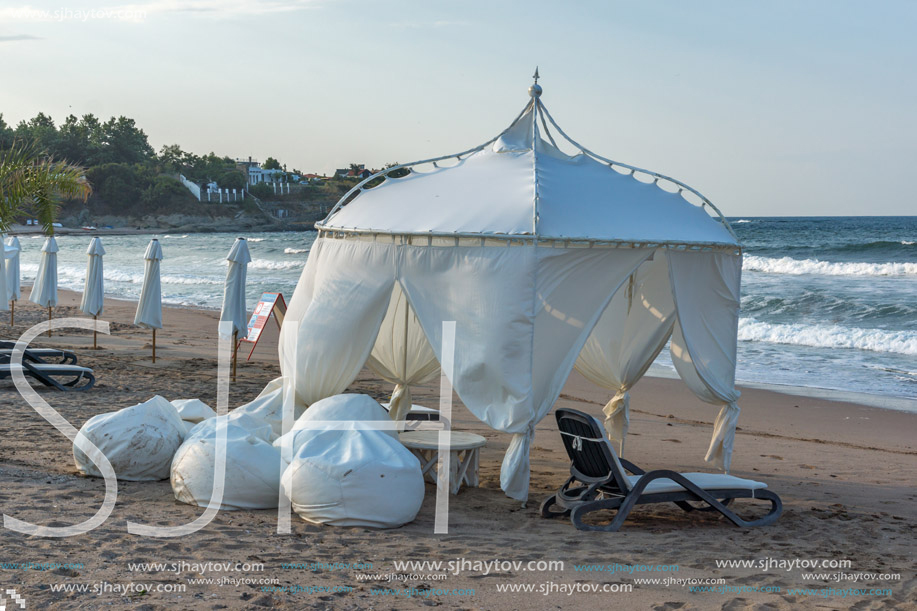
(0, 362, 96, 391)
(0, 341, 78, 365)
(541, 408, 782, 531)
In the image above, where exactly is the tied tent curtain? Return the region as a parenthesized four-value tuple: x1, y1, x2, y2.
(365, 283, 440, 423)
(667, 250, 743, 471)
(574, 250, 676, 454)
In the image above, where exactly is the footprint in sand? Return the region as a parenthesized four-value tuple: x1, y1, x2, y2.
(760, 454, 784, 460)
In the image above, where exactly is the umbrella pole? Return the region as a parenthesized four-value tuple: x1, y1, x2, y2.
(93, 314, 98, 349)
(232, 329, 239, 382)
(152, 328, 156, 363)
(48, 306, 52, 337)
(9, 300, 13, 326)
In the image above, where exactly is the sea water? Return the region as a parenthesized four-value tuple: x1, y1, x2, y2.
(14, 217, 916, 403)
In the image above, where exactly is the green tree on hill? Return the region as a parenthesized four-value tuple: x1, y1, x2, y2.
(262, 156, 281, 170)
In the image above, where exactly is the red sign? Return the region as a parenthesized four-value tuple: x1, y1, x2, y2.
(241, 292, 286, 360)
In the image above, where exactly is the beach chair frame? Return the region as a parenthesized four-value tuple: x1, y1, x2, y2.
(541, 408, 782, 531)
(0, 361, 95, 391)
(0, 340, 78, 365)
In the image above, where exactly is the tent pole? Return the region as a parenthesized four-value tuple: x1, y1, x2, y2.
(47, 306, 52, 337)
(93, 314, 98, 349)
(152, 328, 156, 363)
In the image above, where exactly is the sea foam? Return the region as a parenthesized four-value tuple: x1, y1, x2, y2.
(744, 255, 917, 277)
(249, 258, 302, 270)
(738, 318, 917, 356)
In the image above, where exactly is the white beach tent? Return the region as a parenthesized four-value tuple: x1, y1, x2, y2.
(30, 236, 59, 335)
(219, 237, 251, 378)
(279, 77, 744, 502)
(81, 237, 105, 348)
(134, 239, 163, 361)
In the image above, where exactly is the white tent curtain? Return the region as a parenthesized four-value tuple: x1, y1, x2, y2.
(502, 246, 655, 499)
(667, 250, 743, 472)
(365, 283, 439, 422)
(5, 236, 21, 302)
(219, 237, 251, 337)
(80, 237, 105, 317)
(574, 250, 677, 454)
(29, 236, 58, 308)
(283, 238, 396, 406)
(282, 239, 656, 501)
(369, 242, 654, 500)
(134, 239, 163, 329)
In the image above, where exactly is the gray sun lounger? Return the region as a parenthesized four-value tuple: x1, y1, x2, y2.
(0, 341, 78, 365)
(0, 362, 96, 391)
(541, 408, 782, 531)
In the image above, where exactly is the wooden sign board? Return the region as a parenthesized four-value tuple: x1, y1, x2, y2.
(241, 292, 286, 360)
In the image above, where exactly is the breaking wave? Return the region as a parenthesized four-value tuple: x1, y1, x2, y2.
(738, 318, 917, 356)
(283, 247, 309, 254)
(249, 258, 302, 270)
(743, 255, 917, 277)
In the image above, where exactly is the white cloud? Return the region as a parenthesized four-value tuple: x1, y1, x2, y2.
(0, 0, 320, 22)
(0, 34, 42, 42)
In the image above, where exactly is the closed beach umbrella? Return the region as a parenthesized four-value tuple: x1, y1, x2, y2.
(5, 236, 20, 324)
(0, 234, 8, 315)
(29, 236, 59, 336)
(219, 237, 251, 380)
(81, 237, 106, 348)
(134, 239, 163, 362)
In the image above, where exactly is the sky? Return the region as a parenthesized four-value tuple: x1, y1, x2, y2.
(1, 0, 915, 216)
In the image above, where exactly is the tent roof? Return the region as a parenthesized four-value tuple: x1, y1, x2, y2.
(319, 81, 739, 248)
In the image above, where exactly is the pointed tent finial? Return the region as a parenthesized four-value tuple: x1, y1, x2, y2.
(528, 67, 542, 98)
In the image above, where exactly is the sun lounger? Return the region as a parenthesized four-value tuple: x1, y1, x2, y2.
(540, 408, 782, 531)
(0, 341, 78, 365)
(0, 362, 96, 391)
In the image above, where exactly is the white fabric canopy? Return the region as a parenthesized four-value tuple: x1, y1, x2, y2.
(134, 239, 163, 329)
(80, 237, 105, 317)
(279, 86, 744, 502)
(326, 107, 736, 246)
(575, 252, 677, 454)
(5, 236, 21, 302)
(219, 237, 251, 337)
(29, 236, 58, 308)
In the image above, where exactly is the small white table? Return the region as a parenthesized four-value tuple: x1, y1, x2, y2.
(399, 431, 486, 495)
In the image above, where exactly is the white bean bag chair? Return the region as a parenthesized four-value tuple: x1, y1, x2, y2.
(280, 427, 424, 528)
(274, 394, 397, 463)
(172, 399, 216, 423)
(171, 415, 281, 511)
(232, 377, 298, 440)
(185, 411, 273, 442)
(73, 395, 185, 481)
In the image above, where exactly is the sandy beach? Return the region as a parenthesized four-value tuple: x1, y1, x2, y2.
(0, 288, 914, 610)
